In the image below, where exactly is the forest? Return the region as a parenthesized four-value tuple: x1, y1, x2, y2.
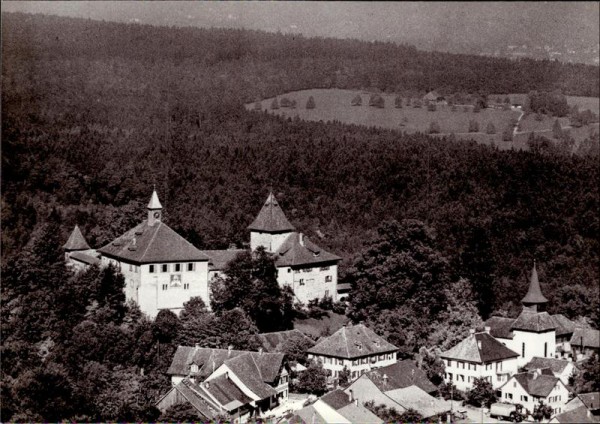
(1, 12, 599, 421)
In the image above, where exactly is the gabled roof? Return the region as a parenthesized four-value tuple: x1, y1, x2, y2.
(200, 249, 246, 271)
(523, 357, 572, 374)
(98, 220, 208, 263)
(512, 310, 556, 332)
(320, 389, 352, 410)
(248, 192, 295, 232)
(511, 372, 564, 397)
(522, 263, 548, 305)
(578, 392, 600, 410)
(365, 360, 438, 394)
(171, 378, 220, 420)
(307, 324, 398, 359)
(570, 328, 600, 348)
(167, 346, 285, 384)
(255, 329, 314, 353)
(440, 332, 519, 363)
(485, 316, 516, 339)
(275, 232, 341, 267)
(69, 251, 100, 266)
(384, 386, 452, 418)
(147, 189, 163, 209)
(203, 374, 253, 410)
(223, 352, 278, 399)
(552, 405, 596, 423)
(63, 225, 91, 251)
(336, 403, 383, 424)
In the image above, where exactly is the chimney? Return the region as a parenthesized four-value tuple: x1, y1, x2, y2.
(204, 381, 210, 389)
(354, 399, 358, 407)
(225, 372, 229, 380)
(383, 374, 388, 384)
(228, 345, 233, 356)
(348, 389, 354, 402)
(195, 343, 200, 350)
(469, 329, 475, 335)
(259, 347, 263, 355)
(477, 340, 482, 350)
(484, 326, 491, 334)
(299, 233, 305, 246)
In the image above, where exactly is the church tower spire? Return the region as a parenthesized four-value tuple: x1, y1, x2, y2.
(147, 189, 163, 227)
(521, 261, 548, 312)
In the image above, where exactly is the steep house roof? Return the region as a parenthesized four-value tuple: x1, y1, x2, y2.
(307, 324, 398, 359)
(275, 232, 341, 267)
(551, 405, 596, 423)
(247, 192, 295, 233)
(320, 389, 352, 410)
(255, 329, 314, 353)
(523, 357, 572, 374)
(167, 346, 285, 383)
(510, 372, 564, 398)
(522, 263, 548, 305)
(98, 220, 209, 264)
(578, 392, 600, 410)
(63, 225, 91, 251)
(485, 316, 516, 339)
(163, 378, 220, 420)
(570, 328, 600, 349)
(511, 310, 556, 332)
(423, 91, 442, 101)
(551, 314, 577, 337)
(384, 386, 452, 418)
(440, 332, 519, 363)
(147, 189, 163, 209)
(364, 360, 438, 394)
(203, 374, 253, 410)
(222, 352, 278, 399)
(336, 403, 383, 424)
(200, 249, 246, 271)
(69, 251, 100, 266)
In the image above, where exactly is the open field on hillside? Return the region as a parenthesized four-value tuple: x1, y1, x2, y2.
(246, 89, 598, 150)
(567, 96, 600, 114)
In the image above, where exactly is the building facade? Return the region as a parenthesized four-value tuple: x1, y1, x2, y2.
(499, 370, 570, 415)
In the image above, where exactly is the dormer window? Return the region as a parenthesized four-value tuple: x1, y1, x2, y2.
(191, 364, 198, 373)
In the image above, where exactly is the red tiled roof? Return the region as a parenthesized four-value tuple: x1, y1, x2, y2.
(578, 392, 600, 410)
(523, 357, 572, 374)
(63, 225, 91, 251)
(320, 389, 352, 410)
(173, 378, 220, 420)
(551, 314, 577, 337)
(224, 353, 278, 399)
(552, 405, 596, 423)
(522, 263, 548, 305)
(485, 316, 516, 339)
(365, 360, 438, 394)
(204, 374, 253, 410)
(98, 220, 208, 263)
(440, 332, 519, 363)
(511, 310, 556, 332)
(248, 192, 295, 232)
(307, 324, 398, 359)
(275, 232, 341, 267)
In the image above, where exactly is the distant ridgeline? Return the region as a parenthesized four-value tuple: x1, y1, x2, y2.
(2, 11, 598, 102)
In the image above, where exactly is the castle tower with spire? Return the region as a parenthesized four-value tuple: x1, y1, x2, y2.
(63, 225, 99, 271)
(247, 192, 295, 252)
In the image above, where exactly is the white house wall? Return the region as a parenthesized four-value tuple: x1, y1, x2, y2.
(499, 378, 569, 415)
(443, 357, 519, 391)
(512, 330, 556, 367)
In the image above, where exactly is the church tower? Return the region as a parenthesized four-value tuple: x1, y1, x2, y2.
(521, 261, 548, 312)
(147, 189, 163, 226)
(248, 192, 295, 252)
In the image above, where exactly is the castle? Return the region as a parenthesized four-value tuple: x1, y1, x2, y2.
(64, 190, 340, 317)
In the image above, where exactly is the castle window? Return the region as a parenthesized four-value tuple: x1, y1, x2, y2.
(544, 342, 547, 357)
(325, 290, 329, 297)
(299, 279, 304, 285)
(149, 265, 155, 273)
(161, 264, 168, 273)
(303, 268, 313, 273)
(325, 276, 332, 282)
(522, 343, 525, 357)
(129, 264, 133, 272)
(187, 263, 194, 271)
(184, 283, 189, 290)
(175, 263, 181, 272)
(162, 284, 168, 291)
(320, 266, 330, 271)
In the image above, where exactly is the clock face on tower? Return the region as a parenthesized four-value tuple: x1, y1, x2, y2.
(153, 211, 161, 219)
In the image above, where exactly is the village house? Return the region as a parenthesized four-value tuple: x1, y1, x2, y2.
(556, 392, 600, 422)
(498, 369, 570, 416)
(288, 389, 382, 424)
(343, 361, 450, 420)
(422, 90, 447, 105)
(440, 328, 519, 391)
(159, 345, 289, 423)
(306, 323, 398, 382)
(522, 357, 576, 385)
(570, 328, 600, 360)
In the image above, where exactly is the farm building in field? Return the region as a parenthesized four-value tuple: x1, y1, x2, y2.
(423, 90, 447, 104)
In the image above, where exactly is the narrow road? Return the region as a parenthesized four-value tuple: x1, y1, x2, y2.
(513, 108, 525, 136)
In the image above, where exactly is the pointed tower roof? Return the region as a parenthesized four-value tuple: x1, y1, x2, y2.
(247, 192, 295, 232)
(522, 262, 548, 305)
(63, 225, 91, 251)
(147, 189, 162, 209)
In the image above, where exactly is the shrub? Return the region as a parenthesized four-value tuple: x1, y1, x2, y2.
(351, 94, 362, 106)
(306, 96, 316, 109)
(427, 102, 437, 112)
(468, 120, 479, 133)
(271, 98, 279, 109)
(394, 96, 402, 108)
(463, 106, 470, 112)
(253, 101, 262, 110)
(473, 104, 481, 113)
(429, 121, 441, 134)
(502, 126, 513, 141)
(486, 122, 496, 134)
